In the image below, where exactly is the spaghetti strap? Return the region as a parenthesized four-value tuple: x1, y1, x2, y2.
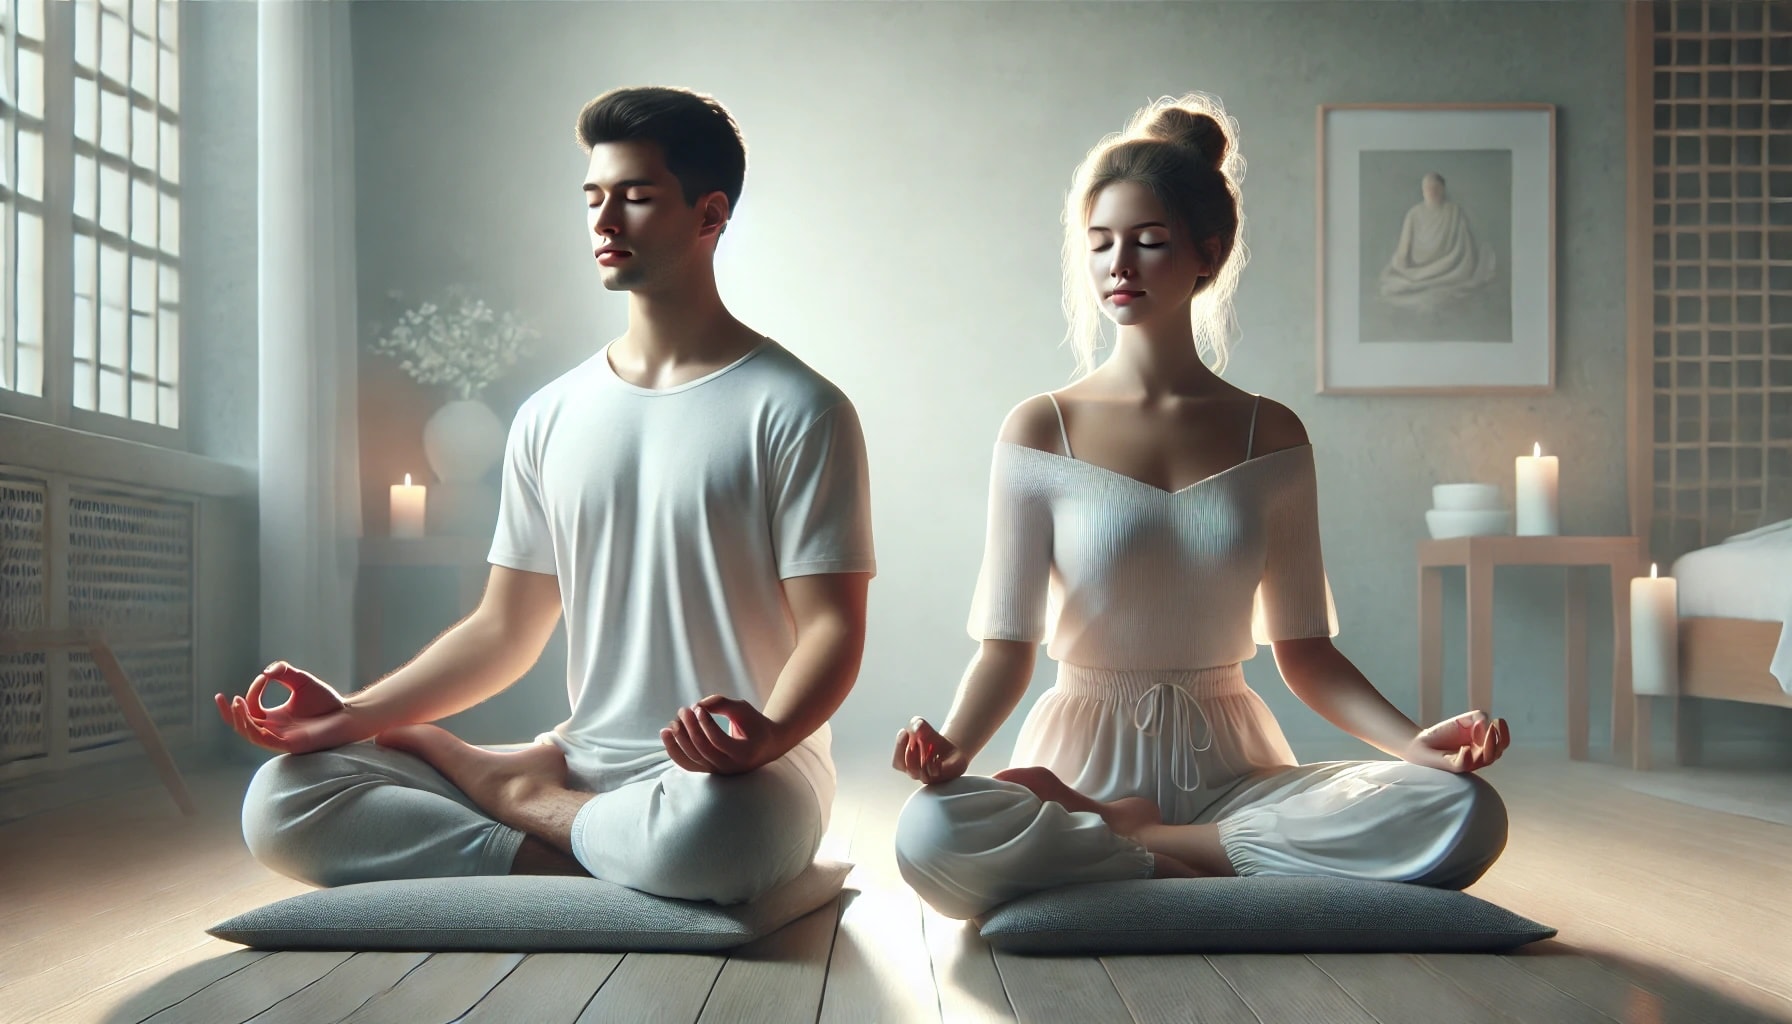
(1046, 393, 1074, 459)
(1245, 395, 1262, 461)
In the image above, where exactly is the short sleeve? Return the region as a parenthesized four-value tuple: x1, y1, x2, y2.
(967, 445, 1053, 644)
(770, 401, 877, 579)
(1251, 446, 1340, 645)
(487, 402, 558, 576)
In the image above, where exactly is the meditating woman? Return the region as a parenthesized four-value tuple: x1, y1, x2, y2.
(890, 94, 1512, 921)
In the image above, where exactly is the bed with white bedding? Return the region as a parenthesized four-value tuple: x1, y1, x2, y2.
(1665, 518, 1792, 705)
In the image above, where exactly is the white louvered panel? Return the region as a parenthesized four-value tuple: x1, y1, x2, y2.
(66, 644, 191, 752)
(0, 475, 50, 765)
(0, 653, 49, 762)
(66, 488, 192, 637)
(0, 472, 204, 780)
(61, 487, 195, 756)
(0, 475, 49, 631)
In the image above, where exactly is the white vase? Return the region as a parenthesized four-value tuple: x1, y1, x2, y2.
(422, 398, 504, 484)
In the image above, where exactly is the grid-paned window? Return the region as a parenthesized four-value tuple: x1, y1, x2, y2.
(1644, 0, 1792, 562)
(2, 1, 48, 399)
(0, 0, 181, 442)
(71, 0, 179, 427)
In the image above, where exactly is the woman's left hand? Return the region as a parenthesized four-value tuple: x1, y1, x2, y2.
(1403, 711, 1509, 773)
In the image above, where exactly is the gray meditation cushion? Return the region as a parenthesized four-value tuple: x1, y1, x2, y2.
(208, 859, 852, 952)
(978, 876, 1555, 954)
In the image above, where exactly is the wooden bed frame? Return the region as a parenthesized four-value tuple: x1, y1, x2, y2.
(1633, 618, 1790, 770)
(1624, 5, 1792, 769)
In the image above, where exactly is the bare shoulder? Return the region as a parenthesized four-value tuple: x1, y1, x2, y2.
(996, 393, 1069, 455)
(1249, 395, 1310, 456)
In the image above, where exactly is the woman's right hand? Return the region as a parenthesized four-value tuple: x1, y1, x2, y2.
(893, 717, 970, 785)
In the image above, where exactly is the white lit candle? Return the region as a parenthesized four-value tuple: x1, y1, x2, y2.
(1515, 442, 1560, 536)
(390, 473, 426, 539)
(1630, 562, 1679, 697)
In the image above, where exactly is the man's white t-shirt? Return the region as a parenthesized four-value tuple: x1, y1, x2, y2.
(488, 338, 876, 804)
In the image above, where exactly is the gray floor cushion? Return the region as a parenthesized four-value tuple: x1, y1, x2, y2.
(208, 859, 852, 952)
(978, 876, 1555, 954)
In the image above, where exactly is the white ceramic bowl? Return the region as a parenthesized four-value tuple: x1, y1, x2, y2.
(1431, 483, 1503, 512)
(1425, 509, 1512, 539)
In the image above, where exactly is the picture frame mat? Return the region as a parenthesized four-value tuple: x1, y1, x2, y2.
(1317, 103, 1556, 394)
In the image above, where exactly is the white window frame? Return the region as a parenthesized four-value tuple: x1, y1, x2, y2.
(1, 0, 184, 451)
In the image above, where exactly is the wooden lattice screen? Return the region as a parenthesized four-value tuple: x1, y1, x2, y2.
(1630, 0, 1792, 566)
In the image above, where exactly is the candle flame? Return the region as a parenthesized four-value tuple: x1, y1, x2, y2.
(1650, 562, 1658, 578)
(404, 473, 412, 486)
(1533, 442, 1541, 457)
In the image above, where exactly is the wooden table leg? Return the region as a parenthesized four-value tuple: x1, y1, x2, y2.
(88, 636, 198, 817)
(1466, 551, 1494, 716)
(1419, 564, 1444, 726)
(1565, 567, 1589, 760)
(1675, 696, 1700, 767)
(1611, 559, 1636, 762)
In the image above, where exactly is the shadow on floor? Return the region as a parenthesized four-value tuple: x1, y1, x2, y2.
(1513, 939, 1791, 1024)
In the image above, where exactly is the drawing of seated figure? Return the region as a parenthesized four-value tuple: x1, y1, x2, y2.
(1378, 172, 1497, 313)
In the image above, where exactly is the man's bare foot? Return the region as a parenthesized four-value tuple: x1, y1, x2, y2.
(993, 765, 1163, 838)
(377, 725, 570, 824)
(510, 835, 587, 877)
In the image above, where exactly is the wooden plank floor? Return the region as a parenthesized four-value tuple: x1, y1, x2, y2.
(3, 749, 1788, 1023)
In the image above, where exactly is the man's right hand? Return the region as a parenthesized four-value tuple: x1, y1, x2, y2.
(214, 662, 376, 755)
(893, 717, 969, 786)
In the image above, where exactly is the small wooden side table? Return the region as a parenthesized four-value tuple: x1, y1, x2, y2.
(1418, 535, 1646, 762)
(355, 536, 492, 688)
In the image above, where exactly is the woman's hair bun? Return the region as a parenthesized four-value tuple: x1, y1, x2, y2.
(1147, 107, 1227, 171)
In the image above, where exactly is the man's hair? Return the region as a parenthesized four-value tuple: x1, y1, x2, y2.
(575, 86, 746, 215)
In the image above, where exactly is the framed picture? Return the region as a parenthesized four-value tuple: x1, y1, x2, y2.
(1316, 103, 1556, 394)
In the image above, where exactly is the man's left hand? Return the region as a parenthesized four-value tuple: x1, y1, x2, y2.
(661, 695, 784, 775)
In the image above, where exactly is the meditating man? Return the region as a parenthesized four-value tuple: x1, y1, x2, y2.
(1377, 171, 1498, 313)
(217, 86, 876, 904)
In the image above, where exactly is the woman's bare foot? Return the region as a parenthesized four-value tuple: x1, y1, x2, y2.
(377, 725, 570, 824)
(993, 765, 1163, 838)
(1150, 853, 1204, 879)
